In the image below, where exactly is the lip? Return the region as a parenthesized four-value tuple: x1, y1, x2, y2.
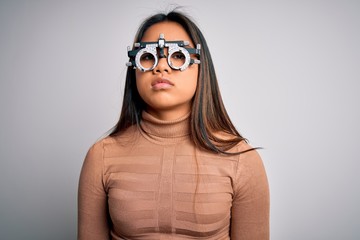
(151, 78, 174, 90)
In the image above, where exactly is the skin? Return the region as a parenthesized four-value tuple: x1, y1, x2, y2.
(135, 21, 199, 121)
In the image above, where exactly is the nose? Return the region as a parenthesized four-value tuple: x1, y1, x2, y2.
(152, 48, 171, 74)
(153, 57, 171, 74)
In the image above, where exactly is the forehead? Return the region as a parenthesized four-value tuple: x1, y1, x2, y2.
(141, 21, 193, 44)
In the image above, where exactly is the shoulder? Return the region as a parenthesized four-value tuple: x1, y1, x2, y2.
(233, 140, 264, 173)
(82, 133, 123, 163)
(104, 125, 139, 144)
(91, 125, 139, 149)
(222, 138, 263, 164)
(85, 125, 140, 159)
(81, 129, 137, 176)
(231, 141, 268, 195)
(81, 140, 105, 172)
(86, 136, 115, 157)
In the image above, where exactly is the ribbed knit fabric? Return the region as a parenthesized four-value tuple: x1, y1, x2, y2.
(78, 111, 269, 240)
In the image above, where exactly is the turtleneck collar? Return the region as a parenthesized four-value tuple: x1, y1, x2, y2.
(139, 111, 191, 144)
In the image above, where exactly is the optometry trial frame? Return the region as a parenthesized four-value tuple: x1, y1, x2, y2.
(126, 33, 201, 72)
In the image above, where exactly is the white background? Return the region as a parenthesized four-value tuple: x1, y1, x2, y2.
(0, 0, 359, 239)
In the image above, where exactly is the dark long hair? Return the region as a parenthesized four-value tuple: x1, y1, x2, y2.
(109, 10, 250, 155)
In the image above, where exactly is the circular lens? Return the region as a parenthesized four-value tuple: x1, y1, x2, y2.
(135, 48, 158, 72)
(140, 52, 156, 69)
(169, 51, 186, 68)
(167, 46, 191, 71)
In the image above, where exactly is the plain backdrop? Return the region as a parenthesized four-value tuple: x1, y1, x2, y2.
(0, 0, 359, 239)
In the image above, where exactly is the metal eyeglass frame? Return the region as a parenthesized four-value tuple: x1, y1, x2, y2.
(126, 33, 201, 72)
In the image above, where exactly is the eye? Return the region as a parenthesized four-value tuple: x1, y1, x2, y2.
(139, 52, 156, 70)
(140, 52, 155, 61)
(169, 51, 187, 69)
(172, 53, 185, 59)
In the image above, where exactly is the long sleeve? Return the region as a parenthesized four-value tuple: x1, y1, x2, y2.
(230, 148, 270, 240)
(78, 142, 110, 240)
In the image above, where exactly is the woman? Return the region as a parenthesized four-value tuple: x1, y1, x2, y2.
(78, 10, 269, 240)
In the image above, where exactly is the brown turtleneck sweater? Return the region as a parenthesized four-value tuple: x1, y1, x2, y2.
(78, 112, 269, 239)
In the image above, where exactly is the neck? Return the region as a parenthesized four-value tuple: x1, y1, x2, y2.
(146, 106, 191, 121)
(140, 111, 191, 144)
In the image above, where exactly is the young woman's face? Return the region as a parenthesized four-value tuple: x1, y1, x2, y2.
(135, 21, 199, 120)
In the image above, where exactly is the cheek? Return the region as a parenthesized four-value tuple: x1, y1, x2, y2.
(135, 72, 146, 96)
(188, 77, 198, 96)
(186, 68, 199, 95)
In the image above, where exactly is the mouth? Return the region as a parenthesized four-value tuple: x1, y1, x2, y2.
(151, 78, 174, 90)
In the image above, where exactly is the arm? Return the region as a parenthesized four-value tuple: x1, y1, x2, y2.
(231, 148, 270, 240)
(78, 141, 110, 240)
